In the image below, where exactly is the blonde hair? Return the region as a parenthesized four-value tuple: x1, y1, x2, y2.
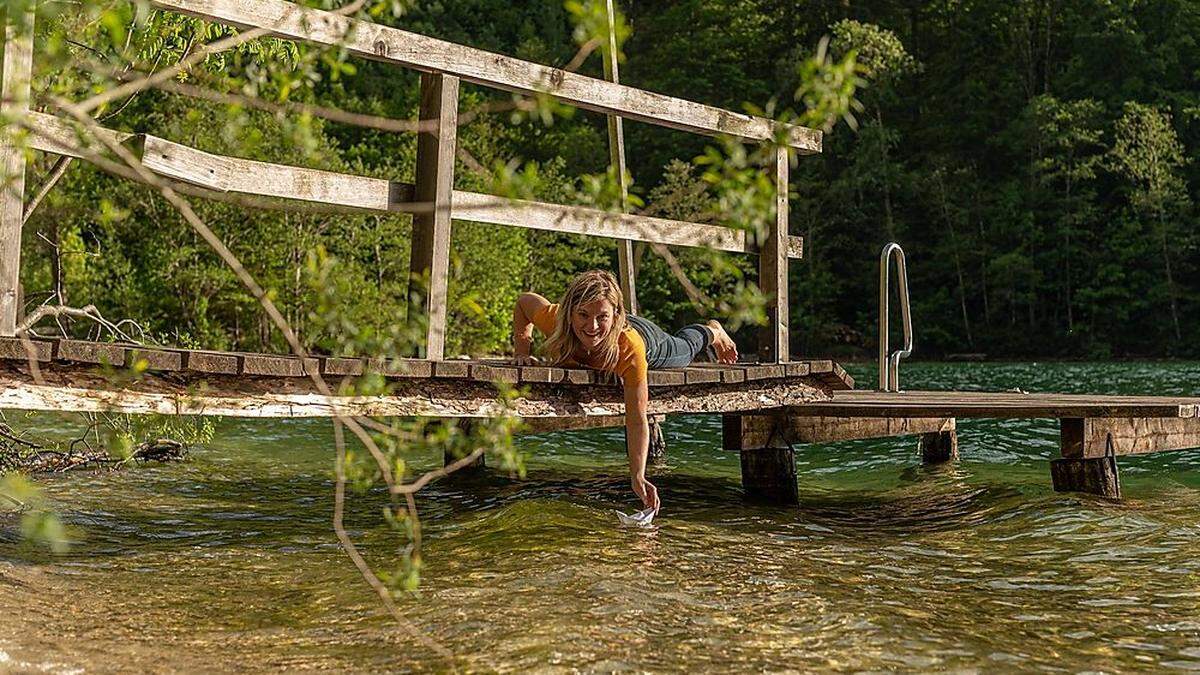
(545, 270, 628, 371)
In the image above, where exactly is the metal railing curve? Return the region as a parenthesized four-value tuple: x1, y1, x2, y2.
(878, 243, 913, 392)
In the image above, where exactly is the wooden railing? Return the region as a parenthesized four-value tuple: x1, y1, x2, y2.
(2, 0, 822, 363)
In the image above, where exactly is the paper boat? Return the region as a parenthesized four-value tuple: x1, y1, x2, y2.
(615, 506, 658, 528)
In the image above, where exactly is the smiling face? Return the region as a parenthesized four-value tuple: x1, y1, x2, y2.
(571, 298, 616, 352)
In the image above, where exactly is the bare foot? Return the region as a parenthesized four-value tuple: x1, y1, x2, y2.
(706, 320, 739, 364)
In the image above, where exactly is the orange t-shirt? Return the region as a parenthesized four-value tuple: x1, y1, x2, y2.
(530, 303, 647, 387)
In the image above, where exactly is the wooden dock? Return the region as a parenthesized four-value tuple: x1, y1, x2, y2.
(724, 389, 1200, 502)
(3, 336, 1199, 500)
(0, 337, 851, 419)
(2, 0, 1195, 504)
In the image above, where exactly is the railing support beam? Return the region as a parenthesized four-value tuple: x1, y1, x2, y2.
(757, 145, 789, 363)
(407, 73, 459, 360)
(603, 0, 637, 315)
(0, 7, 35, 336)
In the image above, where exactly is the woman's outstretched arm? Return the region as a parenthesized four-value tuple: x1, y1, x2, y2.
(512, 292, 550, 364)
(625, 378, 659, 512)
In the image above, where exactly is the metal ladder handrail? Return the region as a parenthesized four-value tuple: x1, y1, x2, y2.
(879, 243, 913, 392)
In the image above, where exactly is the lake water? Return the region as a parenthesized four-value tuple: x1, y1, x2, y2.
(3, 362, 1200, 672)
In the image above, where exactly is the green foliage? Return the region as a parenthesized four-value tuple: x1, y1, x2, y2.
(0, 474, 69, 553)
(564, 0, 630, 59)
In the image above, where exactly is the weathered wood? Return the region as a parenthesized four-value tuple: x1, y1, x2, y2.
(0, 336, 51, 361)
(56, 339, 126, 366)
(30, 112, 805, 260)
(720, 366, 746, 384)
(367, 356, 433, 378)
(807, 359, 854, 390)
(126, 347, 183, 371)
(919, 429, 958, 463)
(24, 111, 134, 157)
(240, 353, 317, 377)
(728, 414, 956, 448)
(683, 367, 722, 385)
(744, 364, 786, 381)
(0, 8, 34, 335)
(564, 368, 594, 385)
(740, 446, 798, 504)
(0, 338, 843, 391)
(454, 192, 803, 257)
(727, 414, 797, 504)
(407, 73, 458, 361)
(518, 365, 565, 384)
(432, 360, 470, 378)
(523, 415, 624, 433)
(757, 145, 789, 363)
(322, 356, 365, 377)
(602, 0, 637, 315)
(148, 0, 821, 152)
(1050, 456, 1120, 498)
(471, 362, 519, 384)
(1061, 417, 1200, 458)
(0, 361, 827, 418)
(647, 416, 667, 465)
(646, 370, 685, 387)
(181, 350, 241, 374)
(784, 361, 811, 378)
(831, 363, 854, 389)
(792, 390, 1200, 419)
(139, 133, 413, 211)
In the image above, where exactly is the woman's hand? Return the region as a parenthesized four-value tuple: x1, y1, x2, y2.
(632, 476, 660, 513)
(512, 332, 537, 365)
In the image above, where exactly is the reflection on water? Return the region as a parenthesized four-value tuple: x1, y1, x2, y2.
(3, 362, 1200, 671)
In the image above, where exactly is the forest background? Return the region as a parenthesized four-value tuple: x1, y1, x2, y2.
(26, 0, 1200, 361)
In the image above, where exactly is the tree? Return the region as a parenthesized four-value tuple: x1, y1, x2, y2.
(1108, 101, 1192, 344)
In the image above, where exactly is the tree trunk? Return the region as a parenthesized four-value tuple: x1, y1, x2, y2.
(877, 108, 897, 241)
(1158, 210, 1182, 342)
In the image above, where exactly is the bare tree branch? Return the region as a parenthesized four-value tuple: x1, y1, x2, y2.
(23, 156, 73, 225)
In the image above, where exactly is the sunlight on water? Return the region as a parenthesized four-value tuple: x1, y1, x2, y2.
(3, 362, 1200, 671)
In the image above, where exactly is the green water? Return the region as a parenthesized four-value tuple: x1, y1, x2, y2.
(3, 362, 1200, 672)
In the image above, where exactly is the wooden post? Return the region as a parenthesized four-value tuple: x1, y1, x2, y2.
(919, 428, 958, 464)
(407, 73, 459, 360)
(757, 145, 789, 362)
(1050, 457, 1120, 498)
(647, 416, 666, 465)
(602, 0, 637, 315)
(1052, 418, 1120, 498)
(0, 7, 34, 336)
(724, 413, 798, 505)
(624, 414, 668, 466)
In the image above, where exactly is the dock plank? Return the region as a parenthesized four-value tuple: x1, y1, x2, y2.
(369, 357, 434, 378)
(0, 337, 52, 362)
(322, 356, 365, 377)
(182, 350, 241, 374)
(126, 347, 183, 371)
(57, 339, 126, 366)
(0, 338, 845, 391)
(683, 367, 722, 385)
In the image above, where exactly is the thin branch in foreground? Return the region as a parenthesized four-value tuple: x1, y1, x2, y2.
(24, 156, 73, 224)
(333, 419, 452, 659)
(78, 0, 369, 114)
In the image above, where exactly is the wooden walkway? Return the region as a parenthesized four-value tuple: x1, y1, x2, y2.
(790, 389, 1200, 419)
(0, 337, 851, 419)
(726, 388, 1200, 502)
(2, 334, 1199, 500)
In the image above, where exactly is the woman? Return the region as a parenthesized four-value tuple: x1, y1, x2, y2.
(512, 270, 739, 512)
